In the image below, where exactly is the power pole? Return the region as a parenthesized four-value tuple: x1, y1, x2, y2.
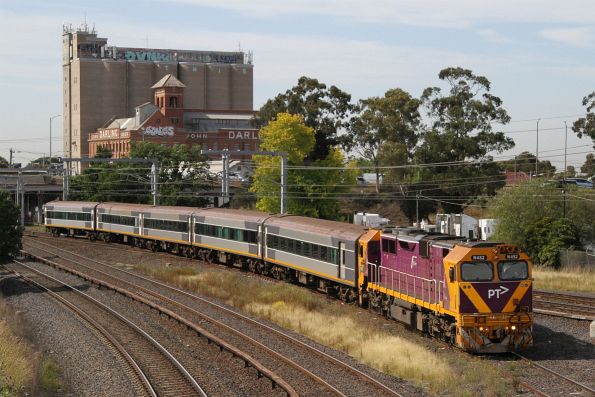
(9, 148, 14, 167)
(416, 192, 420, 227)
(535, 119, 540, 177)
(202, 149, 288, 214)
(150, 162, 158, 206)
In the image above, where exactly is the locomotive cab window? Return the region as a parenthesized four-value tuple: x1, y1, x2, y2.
(460, 261, 493, 281)
(498, 261, 528, 281)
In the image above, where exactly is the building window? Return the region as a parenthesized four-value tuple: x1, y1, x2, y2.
(169, 96, 177, 108)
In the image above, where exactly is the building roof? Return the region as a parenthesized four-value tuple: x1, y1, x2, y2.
(151, 74, 186, 89)
(105, 103, 159, 131)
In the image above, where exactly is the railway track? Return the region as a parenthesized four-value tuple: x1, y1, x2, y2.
(4, 260, 207, 397)
(512, 352, 595, 397)
(22, 236, 406, 397)
(533, 290, 595, 320)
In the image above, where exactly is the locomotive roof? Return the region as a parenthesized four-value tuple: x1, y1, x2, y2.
(266, 215, 367, 240)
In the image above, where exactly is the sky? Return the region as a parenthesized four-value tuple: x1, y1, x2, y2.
(0, 0, 594, 171)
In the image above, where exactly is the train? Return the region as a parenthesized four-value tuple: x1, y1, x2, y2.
(43, 200, 533, 353)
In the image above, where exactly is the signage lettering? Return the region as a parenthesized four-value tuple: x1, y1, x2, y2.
(125, 51, 172, 62)
(506, 253, 519, 260)
(143, 126, 174, 137)
(472, 255, 487, 261)
(228, 130, 259, 140)
(487, 285, 509, 299)
(98, 129, 119, 139)
(189, 133, 209, 139)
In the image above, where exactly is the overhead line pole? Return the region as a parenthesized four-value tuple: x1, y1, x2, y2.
(61, 157, 159, 204)
(202, 149, 288, 214)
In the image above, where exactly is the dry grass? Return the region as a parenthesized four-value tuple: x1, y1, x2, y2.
(533, 266, 595, 293)
(0, 302, 36, 396)
(137, 265, 516, 395)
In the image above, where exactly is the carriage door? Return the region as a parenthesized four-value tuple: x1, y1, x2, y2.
(338, 242, 346, 279)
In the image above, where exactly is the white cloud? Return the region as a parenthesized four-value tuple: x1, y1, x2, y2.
(164, 0, 595, 28)
(538, 27, 594, 48)
(478, 29, 510, 44)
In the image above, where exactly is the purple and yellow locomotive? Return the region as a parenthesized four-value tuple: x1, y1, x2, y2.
(359, 228, 533, 353)
(45, 201, 533, 353)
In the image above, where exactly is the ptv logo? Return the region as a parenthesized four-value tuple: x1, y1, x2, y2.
(487, 286, 509, 299)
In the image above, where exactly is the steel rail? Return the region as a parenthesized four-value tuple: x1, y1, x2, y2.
(2, 264, 158, 397)
(23, 237, 404, 397)
(20, 245, 299, 397)
(512, 352, 595, 396)
(8, 260, 207, 397)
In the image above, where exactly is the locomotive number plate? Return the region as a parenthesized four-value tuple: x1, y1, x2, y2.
(472, 255, 487, 261)
(506, 253, 519, 259)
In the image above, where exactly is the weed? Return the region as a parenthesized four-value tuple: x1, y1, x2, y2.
(136, 264, 515, 396)
(39, 357, 61, 392)
(0, 302, 36, 395)
(533, 266, 595, 293)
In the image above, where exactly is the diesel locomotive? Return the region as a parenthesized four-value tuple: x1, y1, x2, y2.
(44, 200, 533, 353)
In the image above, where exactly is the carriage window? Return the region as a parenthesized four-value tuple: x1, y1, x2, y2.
(461, 262, 493, 281)
(498, 261, 528, 281)
(46, 211, 91, 222)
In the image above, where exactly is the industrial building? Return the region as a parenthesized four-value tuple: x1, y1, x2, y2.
(62, 24, 254, 170)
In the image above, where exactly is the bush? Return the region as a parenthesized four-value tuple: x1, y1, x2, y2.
(0, 190, 22, 260)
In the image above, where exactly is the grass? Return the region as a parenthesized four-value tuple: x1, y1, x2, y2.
(0, 302, 36, 396)
(136, 265, 516, 396)
(533, 265, 595, 293)
(39, 358, 61, 392)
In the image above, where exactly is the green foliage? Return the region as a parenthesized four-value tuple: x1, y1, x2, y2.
(490, 181, 594, 266)
(0, 190, 22, 260)
(525, 218, 580, 267)
(412, 67, 514, 214)
(572, 91, 595, 149)
(349, 88, 421, 191)
(500, 151, 556, 177)
(581, 153, 594, 176)
(250, 113, 352, 219)
(256, 76, 354, 160)
(95, 145, 113, 158)
(0, 156, 9, 168)
(70, 142, 213, 206)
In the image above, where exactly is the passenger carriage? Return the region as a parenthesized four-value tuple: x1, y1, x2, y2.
(43, 201, 97, 236)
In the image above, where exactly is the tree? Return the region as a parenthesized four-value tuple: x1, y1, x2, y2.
(490, 181, 594, 265)
(348, 88, 421, 192)
(0, 190, 22, 260)
(525, 218, 580, 267)
(581, 153, 594, 176)
(250, 113, 352, 219)
(70, 143, 213, 207)
(0, 156, 8, 168)
(501, 151, 556, 177)
(572, 91, 595, 149)
(95, 145, 113, 158)
(256, 76, 354, 160)
(565, 165, 576, 178)
(413, 67, 514, 214)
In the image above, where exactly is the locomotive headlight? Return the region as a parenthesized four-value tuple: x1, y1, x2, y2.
(479, 327, 484, 331)
(511, 325, 517, 331)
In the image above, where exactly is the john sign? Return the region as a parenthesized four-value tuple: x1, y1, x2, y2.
(143, 126, 174, 137)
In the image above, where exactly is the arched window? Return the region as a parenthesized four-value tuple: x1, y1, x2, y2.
(169, 96, 177, 108)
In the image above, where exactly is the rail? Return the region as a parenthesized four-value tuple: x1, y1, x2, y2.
(22, 236, 404, 397)
(8, 260, 207, 397)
